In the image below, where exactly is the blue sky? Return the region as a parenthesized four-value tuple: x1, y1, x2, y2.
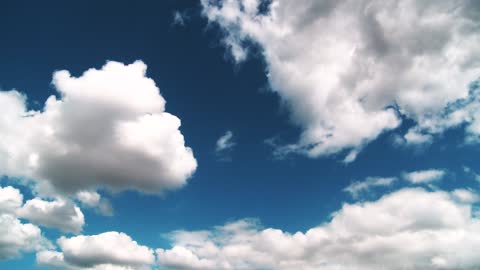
(1, 1, 480, 270)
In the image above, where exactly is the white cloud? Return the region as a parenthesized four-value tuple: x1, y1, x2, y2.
(0, 187, 50, 260)
(0, 185, 23, 214)
(452, 189, 480, 204)
(157, 188, 480, 270)
(201, 0, 480, 161)
(76, 191, 101, 207)
(403, 169, 445, 184)
(37, 232, 154, 270)
(344, 176, 397, 198)
(0, 214, 47, 260)
(0, 60, 197, 195)
(216, 130, 236, 153)
(18, 198, 85, 234)
(76, 191, 113, 216)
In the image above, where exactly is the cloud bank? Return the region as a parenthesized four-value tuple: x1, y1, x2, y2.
(201, 0, 480, 161)
(157, 188, 480, 270)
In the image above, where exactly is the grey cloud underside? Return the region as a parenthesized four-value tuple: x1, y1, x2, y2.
(202, 0, 480, 161)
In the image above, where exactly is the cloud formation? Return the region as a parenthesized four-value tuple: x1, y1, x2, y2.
(76, 191, 113, 216)
(201, 0, 480, 161)
(157, 188, 480, 270)
(403, 169, 445, 184)
(37, 232, 155, 270)
(18, 198, 85, 234)
(0, 186, 49, 260)
(215, 131, 236, 160)
(0, 61, 197, 195)
(344, 176, 397, 198)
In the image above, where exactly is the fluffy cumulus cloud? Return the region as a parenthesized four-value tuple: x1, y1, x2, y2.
(37, 232, 155, 270)
(0, 186, 49, 260)
(0, 185, 23, 214)
(0, 214, 46, 260)
(0, 61, 197, 194)
(18, 198, 85, 234)
(157, 188, 480, 270)
(403, 168, 446, 184)
(201, 0, 480, 161)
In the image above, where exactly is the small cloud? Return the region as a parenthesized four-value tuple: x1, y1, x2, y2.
(215, 131, 236, 161)
(344, 176, 397, 199)
(216, 130, 235, 152)
(403, 169, 445, 184)
(172, 11, 188, 27)
(76, 190, 113, 216)
(451, 189, 480, 204)
(463, 166, 480, 183)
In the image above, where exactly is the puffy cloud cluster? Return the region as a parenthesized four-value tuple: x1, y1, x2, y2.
(0, 60, 197, 195)
(201, 0, 480, 161)
(157, 188, 480, 270)
(18, 198, 85, 234)
(37, 232, 155, 270)
(0, 186, 49, 260)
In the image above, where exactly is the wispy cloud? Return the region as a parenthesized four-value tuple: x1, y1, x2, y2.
(215, 131, 236, 161)
(403, 169, 445, 184)
(172, 11, 188, 27)
(344, 176, 397, 199)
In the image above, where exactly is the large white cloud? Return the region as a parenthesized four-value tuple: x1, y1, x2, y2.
(157, 188, 480, 270)
(37, 232, 155, 270)
(201, 0, 480, 161)
(18, 198, 85, 234)
(0, 60, 197, 194)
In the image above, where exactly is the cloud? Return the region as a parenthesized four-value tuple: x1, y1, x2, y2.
(0, 214, 47, 260)
(37, 232, 155, 270)
(344, 176, 397, 198)
(463, 166, 480, 183)
(215, 131, 236, 160)
(0, 186, 23, 214)
(452, 189, 480, 204)
(201, 0, 480, 161)
(403, 169, 445, 184)
(0, 60, 197, 195)
(76, 191, 113, 216)
(18, 198, 85, 234)
(0, 186, 50, 260)
(157, 188, 480, 270)
(172, 11, 188, 26)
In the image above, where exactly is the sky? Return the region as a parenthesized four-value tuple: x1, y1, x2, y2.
(1, 0, 480, 269)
